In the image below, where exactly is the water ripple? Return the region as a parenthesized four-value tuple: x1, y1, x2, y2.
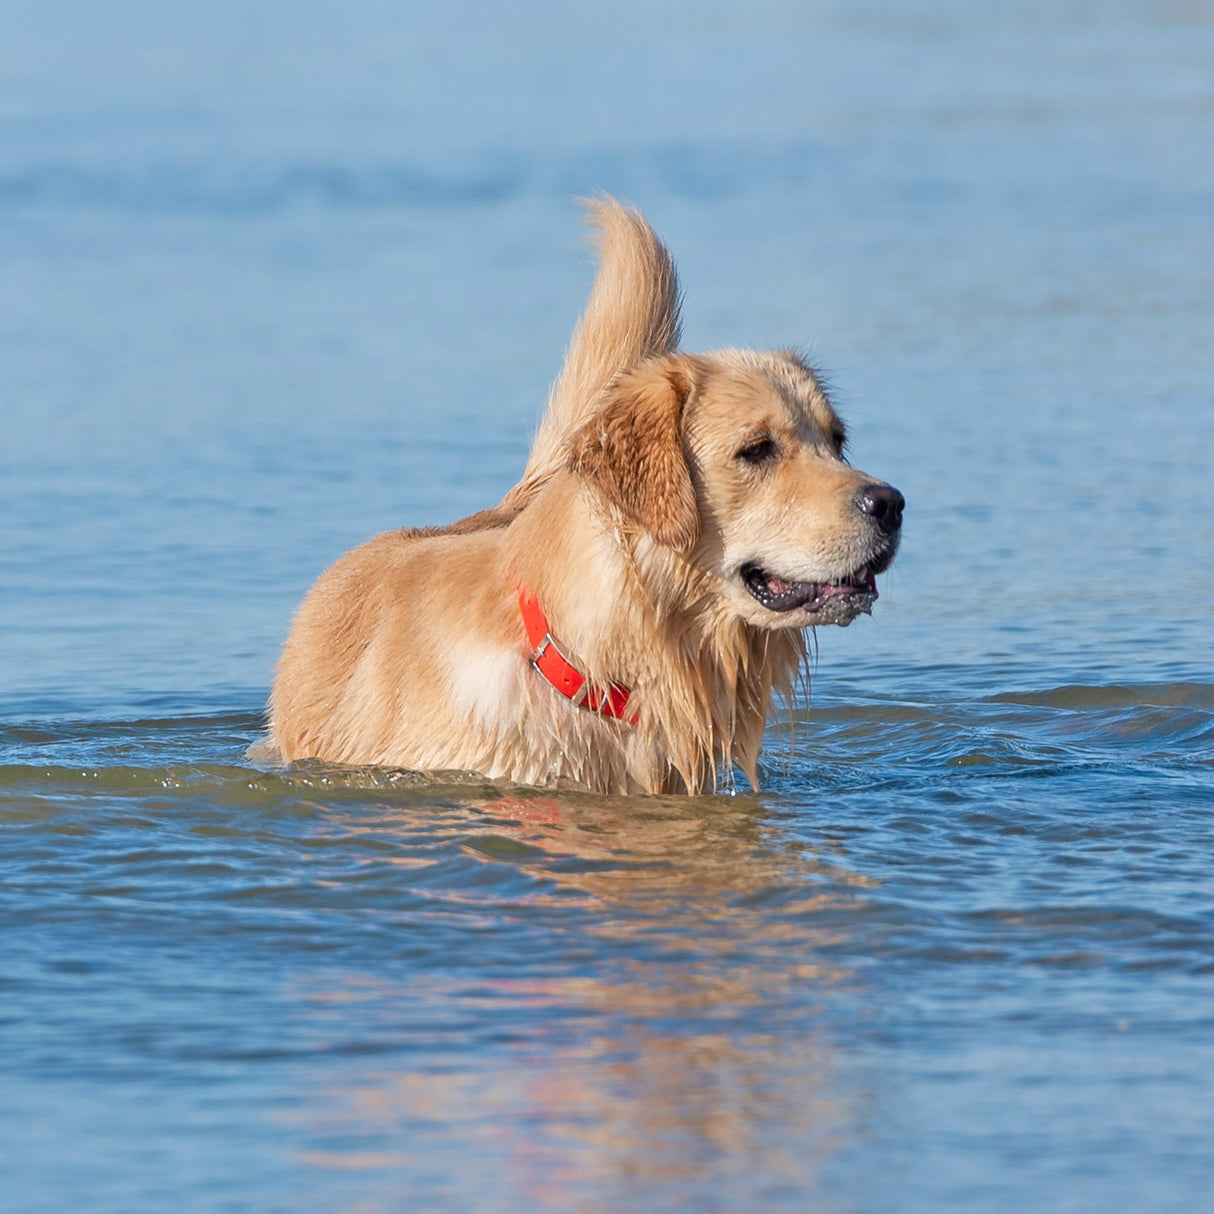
(0, 159, 526, 214)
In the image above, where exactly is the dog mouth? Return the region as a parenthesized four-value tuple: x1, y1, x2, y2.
(740, 562, 879, 625)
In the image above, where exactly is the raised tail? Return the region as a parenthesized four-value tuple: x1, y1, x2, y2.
(500, 196, 682, 510)
(436, 198, 682, 535)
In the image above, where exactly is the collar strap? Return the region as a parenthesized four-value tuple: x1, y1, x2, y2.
(518, 587, 637, 724)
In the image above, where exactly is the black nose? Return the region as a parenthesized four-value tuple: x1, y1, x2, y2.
(854, 483, 905, 535)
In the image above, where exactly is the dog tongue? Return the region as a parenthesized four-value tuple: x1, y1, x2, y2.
(766, 574, 799, 596)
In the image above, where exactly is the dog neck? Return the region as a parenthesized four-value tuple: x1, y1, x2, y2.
(507, 472, 804, 792)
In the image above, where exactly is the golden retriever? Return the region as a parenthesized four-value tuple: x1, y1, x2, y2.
(267, 198, 903, 794)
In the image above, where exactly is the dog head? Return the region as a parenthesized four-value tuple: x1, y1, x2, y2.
(569, 350, 902, 629)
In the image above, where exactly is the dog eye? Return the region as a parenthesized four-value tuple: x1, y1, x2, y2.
(736, 436, 779, 465)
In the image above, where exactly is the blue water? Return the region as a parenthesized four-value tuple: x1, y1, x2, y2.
(3, 2, 1213, 1210)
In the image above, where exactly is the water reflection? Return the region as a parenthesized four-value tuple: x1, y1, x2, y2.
(283, 789, 873, 1205)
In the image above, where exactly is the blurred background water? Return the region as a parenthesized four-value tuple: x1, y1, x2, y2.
(2, 1, 1212, 1210)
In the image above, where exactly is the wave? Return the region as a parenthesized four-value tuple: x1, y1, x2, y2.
(0, 139, 848, 216)
(776, 679, 1214, 784)
(0, 160, 527, 214)
(987, 682, 1214, 711)
(2, 680, 1210, 798)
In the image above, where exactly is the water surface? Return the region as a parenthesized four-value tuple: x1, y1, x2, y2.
(2, 2, 1213, 1210)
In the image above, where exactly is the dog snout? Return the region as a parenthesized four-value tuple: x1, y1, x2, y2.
(854, 483, 905, 536)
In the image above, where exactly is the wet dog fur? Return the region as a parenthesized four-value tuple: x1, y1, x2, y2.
(267, 199, 902, 794)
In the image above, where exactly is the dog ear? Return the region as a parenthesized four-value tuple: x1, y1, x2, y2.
(569, 356, 699, 552)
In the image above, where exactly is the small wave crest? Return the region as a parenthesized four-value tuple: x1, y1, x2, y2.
(775, 678, 1214, 786)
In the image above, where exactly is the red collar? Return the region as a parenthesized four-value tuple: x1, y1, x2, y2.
(518, 587, 637, 724)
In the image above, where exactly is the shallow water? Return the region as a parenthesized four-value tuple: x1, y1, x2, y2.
(3, 1, 1214, 1210)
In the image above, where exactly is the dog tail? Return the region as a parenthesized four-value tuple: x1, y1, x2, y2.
(501, 196, 682, 510)
(436, 198, 681, 535)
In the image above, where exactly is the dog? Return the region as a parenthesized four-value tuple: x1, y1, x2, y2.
(267, 198, 903, 794)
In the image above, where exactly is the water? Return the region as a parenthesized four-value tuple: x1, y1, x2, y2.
(2, 1, 1213, 1209)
